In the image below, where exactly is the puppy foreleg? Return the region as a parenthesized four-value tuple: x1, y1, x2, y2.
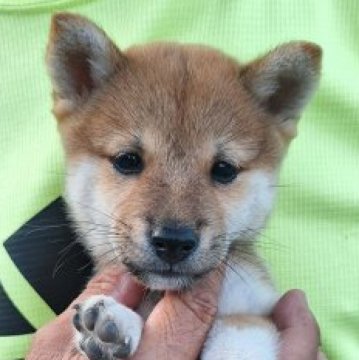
(201, 315, 279, 360)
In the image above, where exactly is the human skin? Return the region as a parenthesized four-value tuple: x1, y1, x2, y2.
(26, 267, 323, 360)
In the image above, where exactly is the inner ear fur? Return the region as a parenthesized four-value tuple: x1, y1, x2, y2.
(240, 42, 322, 123)
(46, 13, 125, 119)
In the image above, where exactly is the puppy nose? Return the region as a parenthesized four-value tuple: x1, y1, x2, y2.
(151, 224, 199, 264)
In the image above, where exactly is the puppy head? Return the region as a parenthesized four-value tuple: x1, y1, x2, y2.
(47, 13, 321, 290)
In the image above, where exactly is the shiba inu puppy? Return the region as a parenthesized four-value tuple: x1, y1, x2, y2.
(46, 13, 321, 360)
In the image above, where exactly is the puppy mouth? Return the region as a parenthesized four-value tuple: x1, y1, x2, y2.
(124, 261, 209, 290)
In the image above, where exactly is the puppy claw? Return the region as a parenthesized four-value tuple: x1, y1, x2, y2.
(72, 303, 81, 311)
(112, 340, 132, 359)
(73, 312, 83, 332)
(124, 336, 131, 346)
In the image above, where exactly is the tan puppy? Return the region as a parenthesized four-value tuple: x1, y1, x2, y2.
(46, 13, 322, 360)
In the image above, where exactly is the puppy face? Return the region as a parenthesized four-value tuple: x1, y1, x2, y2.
(47, 14, 321, 290)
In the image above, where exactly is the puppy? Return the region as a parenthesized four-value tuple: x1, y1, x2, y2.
(46, 13, 322, 360)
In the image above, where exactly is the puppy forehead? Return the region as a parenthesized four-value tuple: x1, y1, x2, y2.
(124, 43, 264, 127)
(83, 43, 267, 156)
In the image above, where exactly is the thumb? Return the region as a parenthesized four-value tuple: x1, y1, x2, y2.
(272, 289, 320, 360)
(133, 270, 223, 360)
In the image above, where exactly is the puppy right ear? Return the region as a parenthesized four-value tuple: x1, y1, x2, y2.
(46, 13, 125, 119)
(240, 42, 322, 124)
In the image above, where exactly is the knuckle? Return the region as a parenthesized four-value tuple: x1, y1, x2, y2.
(33, 322, 53, 340)
(183, 290, 218, 324)
(85, 269, 120, 295)
(296, 308, 321, 344)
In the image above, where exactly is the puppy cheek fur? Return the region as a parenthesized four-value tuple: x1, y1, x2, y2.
(220, 170, 276, 241)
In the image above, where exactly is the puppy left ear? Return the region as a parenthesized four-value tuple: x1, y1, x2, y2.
(46, 13, 125, 119)
(241, 42, 322, 128)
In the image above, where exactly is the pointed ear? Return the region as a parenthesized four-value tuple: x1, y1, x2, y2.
(241, 42, 322, 124)
(46, 13, 125, 118)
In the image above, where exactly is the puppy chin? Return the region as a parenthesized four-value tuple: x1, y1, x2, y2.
(136, 272, 195, 291)
(124, 260, 214, 290)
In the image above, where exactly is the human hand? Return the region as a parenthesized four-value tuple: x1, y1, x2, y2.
(26, 267, 145, 360)
(26, 266, 222, 360)
(272, 289, 326, 360)
(27, 267, 325, 360)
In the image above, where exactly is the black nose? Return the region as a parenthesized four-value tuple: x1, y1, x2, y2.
(151, 224, 199, 264)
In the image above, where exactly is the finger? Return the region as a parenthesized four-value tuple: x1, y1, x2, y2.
(73, 266, 145, 308)
(272, 290, 320, 360)
(110, 272, 146, 308)
(132, 269, 223, 360)
(62, 267, 145, 333)
(61, 343, 87, 360)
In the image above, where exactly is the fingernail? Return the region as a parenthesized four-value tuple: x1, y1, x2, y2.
(111, 272, 133, 301)
(295, 289, 308, 307)
(111, 272, 145, 308)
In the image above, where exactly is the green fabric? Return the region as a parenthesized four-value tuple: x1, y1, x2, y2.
(1, 1, 358, 359)
(0, 246, 56, 328)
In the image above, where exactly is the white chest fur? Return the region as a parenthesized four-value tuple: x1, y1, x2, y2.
(218, 262, 279, 317)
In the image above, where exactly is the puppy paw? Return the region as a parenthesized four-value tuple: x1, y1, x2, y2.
(73, 295, 143, 359)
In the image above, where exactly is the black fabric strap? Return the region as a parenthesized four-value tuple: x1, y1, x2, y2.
(2, 198, 94, 335)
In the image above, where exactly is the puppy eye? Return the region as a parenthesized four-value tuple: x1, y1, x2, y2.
(211, 161, 239, 184)
(112, 152, 143, 175)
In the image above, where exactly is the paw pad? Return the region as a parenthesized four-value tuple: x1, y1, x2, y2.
(72, 296, 142, 359)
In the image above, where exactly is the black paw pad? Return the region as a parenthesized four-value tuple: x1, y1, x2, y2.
(85, 337, 104, 360)
(83, 306, 99, 331)
(112, 337, 131, 359)
(98, 320, 119, 343)
(73, 312, 83, 332)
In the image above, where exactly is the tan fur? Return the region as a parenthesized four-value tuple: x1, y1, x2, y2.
(223, 314, 274, 329)
(46, 12, 321, 284)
